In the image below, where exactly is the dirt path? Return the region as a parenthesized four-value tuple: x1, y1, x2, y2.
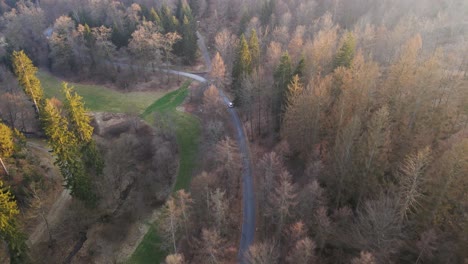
(26, 141, 72, 246)
(27, 189, 71, 245)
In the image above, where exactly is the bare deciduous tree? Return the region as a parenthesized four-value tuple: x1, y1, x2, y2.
(159, 196, 182, 253)
(203, 84, 223, 118)
(208, 188, 228, 233)
(215, 137, 241, 198)
(174, 189, 193, 237)
(267, 170, 297, 237)
(165, 253, 185, 264)
(415, 229, 437, 264)
(245, 241, 279, 264)
(194, 228, 226, 264)
(257, 152, 283, 233)
(351, 251, 376, 264)
(353, 196, 403, 262)
(398, 147, 431, 220)
(215, 28, 238, 73)
(210, 52, 227, 87)
(286, 237, 317, 264)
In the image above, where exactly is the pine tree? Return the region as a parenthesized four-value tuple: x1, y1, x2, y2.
(180, 15, 197, 64)
(62, 83, 93, 143)
(293, 57, 306, 79)
(0, 180, 27, 263)
(238, 11, 250, 35)
(41, 99, 77, 165)
(62, 82, 103, 176)
(41, 99, 96, 204)
(274, 52, 292, 125)
(260, 0, 276, 26)
(172, 0, 197, 64)
(232, 34, 252, 104)
(149, 7, 161, 26)
(333, 32, 356, 69)
(0, 123, 14, 175)
(249, 29, 260, 69)
(188, 0, 200, 18)
(160, 4, 177, 33)
(12, 50, 44, 114)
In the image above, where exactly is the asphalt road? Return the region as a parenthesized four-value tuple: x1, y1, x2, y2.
(113, 32, 256, 263)
(195, 32, 256, 263)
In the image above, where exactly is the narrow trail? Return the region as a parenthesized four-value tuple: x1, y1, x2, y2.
(26, 142, 72, 246)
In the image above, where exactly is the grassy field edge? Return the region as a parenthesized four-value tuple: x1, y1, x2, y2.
(128, 81, 200, 264)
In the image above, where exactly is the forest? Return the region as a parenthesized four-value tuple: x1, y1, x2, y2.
(0, 0, 467, 263)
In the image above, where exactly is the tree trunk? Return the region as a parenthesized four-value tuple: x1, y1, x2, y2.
(170, 213, 177, 253)
(0, 157, 9, 176)
(41, 211, 53, 244)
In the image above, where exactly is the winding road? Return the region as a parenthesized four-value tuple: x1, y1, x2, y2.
(41, 28, 254, 262)
(194, 31, 256, 263)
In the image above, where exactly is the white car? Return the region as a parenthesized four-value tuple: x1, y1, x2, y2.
(228, 102, 234, 108)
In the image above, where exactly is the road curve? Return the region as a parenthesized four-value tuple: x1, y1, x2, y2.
(165, 69, 255, 262)
(114, 32, 256, 263)
(195, 32, 255, 263)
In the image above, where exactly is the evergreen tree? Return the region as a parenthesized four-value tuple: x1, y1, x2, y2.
(274, 51, 292, 125)
(260, 0, 276, 26)
(0, 123, 14, 175)
(293, 56, 306, 79)
(41, 99, 96, 205)
(249, 29, 260, 69)
(180, 15, 197, 64)
(62, 83, 93, 143)
(12, 50, 44, 114)
(232, 34, 252, 104)
(160, 4, 178, 33)
(333, 32, 356, 69)
(175, 0, 184, 21)
(111, 22, 127, 48)
(238, 11, 250, 35)
(62, 82, 104, 176)
(171, 0, 197, 64)
(149, 7, 161, 26)
(0, 180, 27, 263)
(188, 0, 200, 18)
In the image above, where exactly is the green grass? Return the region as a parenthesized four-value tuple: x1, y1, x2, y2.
(127, 226, 163, 264)
(173, 111, 200, 191)
(141, 83, 189, 117)
(128, 81, 200, 264)
(38, 71, 169, 113)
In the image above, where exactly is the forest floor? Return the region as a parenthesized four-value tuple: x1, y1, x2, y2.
(127, 81, 201, 264)
(25, 139, 70, 246)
